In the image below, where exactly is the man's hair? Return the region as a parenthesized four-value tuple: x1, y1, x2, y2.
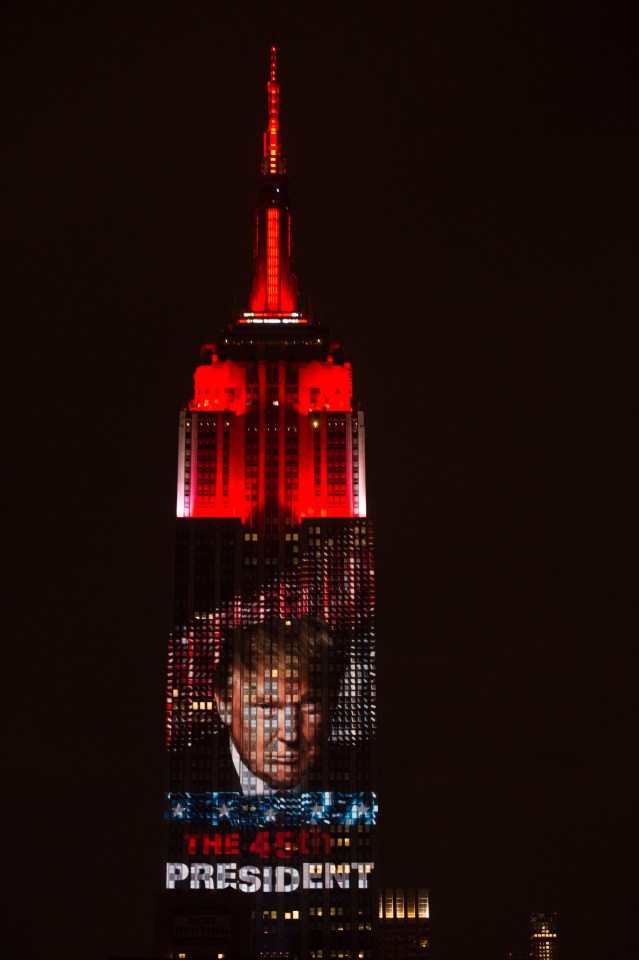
(215, 615, 347, 705)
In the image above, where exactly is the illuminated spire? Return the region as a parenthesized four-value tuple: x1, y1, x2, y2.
(247, 45, 298, 315)
(263, 44, 285, 176)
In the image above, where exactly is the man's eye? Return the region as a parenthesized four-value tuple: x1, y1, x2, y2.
(258, 703, 275, 712)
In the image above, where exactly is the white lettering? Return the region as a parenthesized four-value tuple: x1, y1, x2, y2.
(275, 866, 300, 892)
(325, 862, 350, 889)
(353, 862, 374, 889)
(238, 865, 261, 893)
(216, 863, 237, 890)
(302, 862, 324, 889)
(190, 862, 214, 889)
(166, 862, 189, 889)
(164, 861, 374, 892)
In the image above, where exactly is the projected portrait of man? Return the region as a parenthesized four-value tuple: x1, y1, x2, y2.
(214, 615, 344, 795)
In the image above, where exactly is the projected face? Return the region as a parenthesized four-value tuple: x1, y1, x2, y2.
(215, 618, 332, 791)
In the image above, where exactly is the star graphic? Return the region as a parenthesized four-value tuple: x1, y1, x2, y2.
(356, 802, 369, 817)
(172, 803, 185, 819)
(310, 803, 324, 817)
(217, 803, 230, 818)
(265, 807, 277, 822)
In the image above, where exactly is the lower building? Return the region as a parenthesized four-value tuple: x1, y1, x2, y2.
(530, 913, 558, 960)
(378, 889, 430, 960)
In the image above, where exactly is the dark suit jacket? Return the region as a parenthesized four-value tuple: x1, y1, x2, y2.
(210, 726, 368, 795)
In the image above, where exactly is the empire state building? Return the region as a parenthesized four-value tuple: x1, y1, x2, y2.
(157, 47, 377, 959)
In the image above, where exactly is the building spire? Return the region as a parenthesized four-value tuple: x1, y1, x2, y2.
(263, 44, 285, 176)
(247, 44, 298, 315)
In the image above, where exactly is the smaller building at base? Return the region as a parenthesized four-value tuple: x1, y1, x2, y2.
(377, 888, 430, 960)
(530, 912, 558, 960)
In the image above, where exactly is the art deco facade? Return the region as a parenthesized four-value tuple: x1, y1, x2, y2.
(156, 48, 377, 960)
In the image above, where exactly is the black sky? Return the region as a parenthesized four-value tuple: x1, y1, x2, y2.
(4, 3, 636, 959)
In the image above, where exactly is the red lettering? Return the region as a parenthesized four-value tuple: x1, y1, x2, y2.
(224, 833, 240, 855)
(310, 829, 331, 854)
(243, 828, 332, 859)
(298, 828, 310, 855)
(249, 831, 272, 858)
(184, 833, 200, 855)
(274, 830, 296, 859)
(202, 835, 223, 855)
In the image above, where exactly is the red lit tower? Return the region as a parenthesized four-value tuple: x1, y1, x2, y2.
(158, 48, 376, 959)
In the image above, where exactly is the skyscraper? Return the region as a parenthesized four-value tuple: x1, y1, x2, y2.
(156, 47, 377, 959)
(378, 889, 430, 960)
(530, 913, 558, 960)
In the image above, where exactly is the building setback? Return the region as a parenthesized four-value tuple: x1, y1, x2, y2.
(155, 47, 377, 960)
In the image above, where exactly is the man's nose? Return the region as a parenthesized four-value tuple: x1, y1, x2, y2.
(278, 704, 299, 744)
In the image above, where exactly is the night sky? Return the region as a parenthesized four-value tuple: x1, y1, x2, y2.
(5, 3, 635, 959)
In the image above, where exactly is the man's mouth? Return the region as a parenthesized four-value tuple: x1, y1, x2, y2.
(270, 755, 299, 765)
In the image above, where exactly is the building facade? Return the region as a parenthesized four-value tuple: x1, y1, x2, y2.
(378, 889, 430, 960)
(156, 47, 377, 960)
(530, 913, 558, 960)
